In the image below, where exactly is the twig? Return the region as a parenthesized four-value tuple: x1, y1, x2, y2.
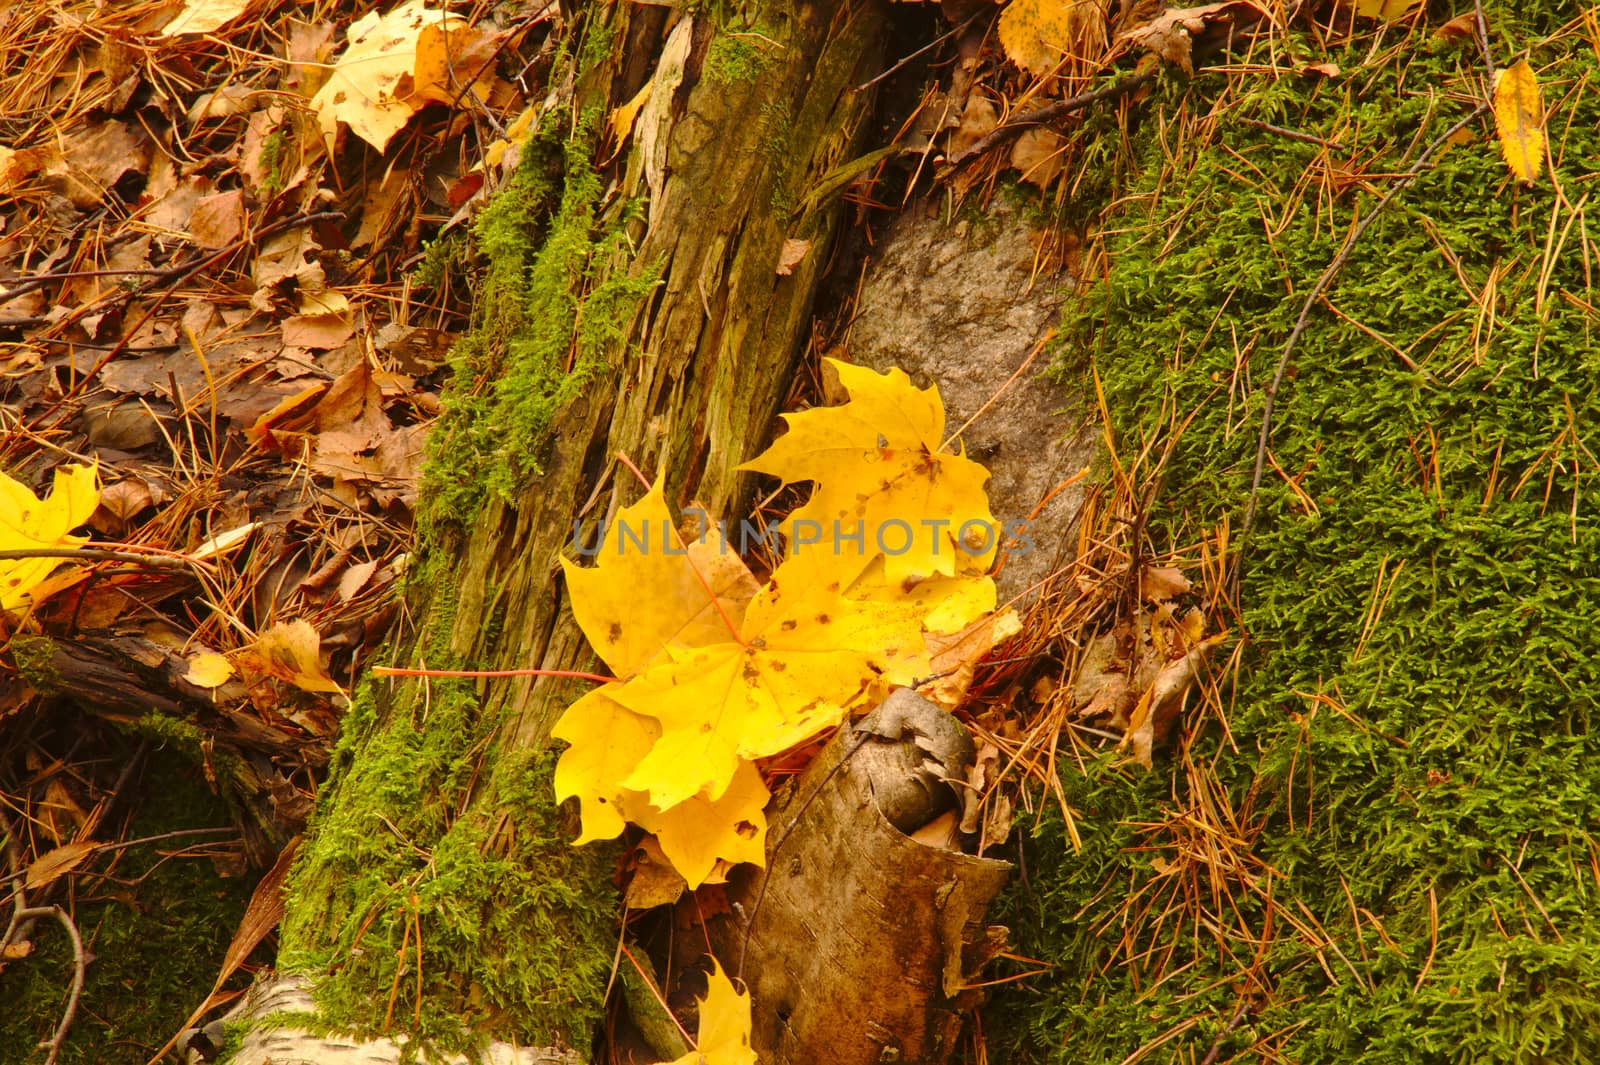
(0, 548, 203, 571)
(1239, 104, 1486, 548)
(1199, 999, 1254, 1065)
(16, 905, 86, 1065)
(945, 69, 1156, 170)
(855, 8, 988, 93)
(1238, 118, 1344, 151)
(1473, 0, 1495, 86)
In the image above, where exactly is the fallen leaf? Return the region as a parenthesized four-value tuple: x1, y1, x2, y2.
(654, 959, 757, 1065)
(1140, 565, 1191, 602)
(0, 464, 100, 611)
(561, 476, 760, 678)
(1120, 2, 1240, 76)
(625, 837, 688, 909)
(1433, 12, 1476, 42)
(947, 94, 998, 158)
(24, 841, 97, 890)
(998, 0, 1092, 77)
(245, 619, 343, 694)
(159, 0, 252, 36)
(1348, 0, 1422, 18)
(1493, 59, 1544, 186)
(738, 359, 998, 584)
(311, 0, 466, 151)
(192, 522, 259, 560)
(185, 652, 237, 688)
(776, 238, 811, 276)
(1122, 633, 1225, 768)
(189, 189, 246, 249)
(1009, 127, 1065, 188)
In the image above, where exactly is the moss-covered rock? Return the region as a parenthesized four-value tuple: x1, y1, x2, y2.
(991, 9, 1600, 1063)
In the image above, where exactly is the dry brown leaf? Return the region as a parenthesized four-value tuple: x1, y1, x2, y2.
(1119, 2, 1241, 76)
(1122, 634, 1224, 768)
(625, 837, 687, 909)
(1140, 565, 1191, 602)
(776, 238, 811, 277)
(247, 620, 343, 694)
(337, 559, 380, 602)
(49, 120, 153, 208)
(948, 94, 998, 158)
(1493, 59, 1544, 186)
(189, 189, 246, 250)
(1433, 12, 1476, 41)
(1010, 127, 1065, 188)
(24, 841, 98, 891)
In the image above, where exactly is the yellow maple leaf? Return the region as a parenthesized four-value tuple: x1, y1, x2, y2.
(553, 689, 662, 843)
(612, 569, 941, 810)
(629, 761, 769, 890)
(1493, 59, 1544, 186)
(562, 475, 759, 679)
(0, 464, 99, 611)
(553, 690, 767, 888)
(654, 959, 757, 1065)
(739, 360, 996, 586)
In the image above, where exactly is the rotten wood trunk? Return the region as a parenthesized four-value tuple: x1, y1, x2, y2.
(263, 0, 915, 1060)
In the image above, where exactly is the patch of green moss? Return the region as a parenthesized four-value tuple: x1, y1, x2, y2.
(278, 551, 617, 1055)
(418, 111, 657, 532)
(989, 11, 1600, 1064)
(0, 746, 256, 1065)
(703, 28, 777, 85)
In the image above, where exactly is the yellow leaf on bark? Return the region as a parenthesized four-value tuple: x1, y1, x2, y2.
(553, 690, 662, 843)
(562, 475, 759, 679)
(1493, 59, 1544, 186)
(740, 359, 996, 585)
(0, 463, 99, 611)
(655, 959, 757, 1065)
(630, 761, 769, 890)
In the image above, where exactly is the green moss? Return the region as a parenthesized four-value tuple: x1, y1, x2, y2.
(0, 746, 256, 1065)
(418, 111, 657, 532)
(278, 550, 617, 1055)
(989, 11, 1600, 1064)
(10, 634, 59, 691)
(760, 101, 796, 215)
(703, 29, 777, 85)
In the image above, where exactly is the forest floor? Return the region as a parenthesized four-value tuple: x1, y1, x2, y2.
(4, 0, 1575, 1063)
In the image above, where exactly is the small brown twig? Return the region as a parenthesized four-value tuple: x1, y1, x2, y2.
(944, 69, 1157, 170)
(16, 904, 86, 1065)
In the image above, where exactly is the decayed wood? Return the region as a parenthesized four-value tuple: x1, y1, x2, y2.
(710, 726, 1013, 1065)
(448, 0, 888, 746)
(279, 0, 906, 1057)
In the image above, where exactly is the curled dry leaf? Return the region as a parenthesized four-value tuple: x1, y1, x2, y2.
(1140, 564, 1191, 602)
(244, 619, 343, 694)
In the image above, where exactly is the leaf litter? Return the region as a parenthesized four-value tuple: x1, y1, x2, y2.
(0, 0, 559, 1051)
